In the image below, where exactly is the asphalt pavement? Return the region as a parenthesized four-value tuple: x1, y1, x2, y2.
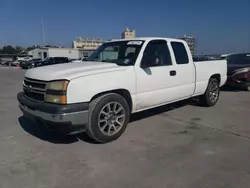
(0, 67, 250, 188)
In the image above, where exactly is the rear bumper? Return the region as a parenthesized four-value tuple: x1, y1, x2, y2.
(17, 92, 89, 135)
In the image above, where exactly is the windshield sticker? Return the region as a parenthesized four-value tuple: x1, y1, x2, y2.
(127, 41, 143, 45)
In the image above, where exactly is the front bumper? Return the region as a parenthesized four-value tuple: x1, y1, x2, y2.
(227, 76, 250, 89)
(17, 92, 89, 135)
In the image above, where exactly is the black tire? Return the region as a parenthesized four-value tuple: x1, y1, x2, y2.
(199, 78, 220, 107)
(87, 93, 130, 143)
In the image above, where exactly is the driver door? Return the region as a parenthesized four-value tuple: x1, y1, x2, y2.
(135, 39, 181, 111)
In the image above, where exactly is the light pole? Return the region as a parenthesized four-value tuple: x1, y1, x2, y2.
(41, 16, 45, 45)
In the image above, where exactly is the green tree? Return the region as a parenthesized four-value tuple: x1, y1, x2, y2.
(15, 46, 23, 54)
(2, 45, 16, 54)
(25, 46, 36, 52)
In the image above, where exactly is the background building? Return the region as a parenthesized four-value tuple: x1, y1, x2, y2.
(28, 47, 82, 59)
(72, 37, 104, 57)
(178, 34, 196, 55)
(72, 37, 103, 50)
(121, 28, 136, 39)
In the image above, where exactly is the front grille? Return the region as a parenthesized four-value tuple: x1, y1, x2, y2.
(23, 77, 47, 102)
(24, 90, 45, 101)
(24, 77, 47, 89)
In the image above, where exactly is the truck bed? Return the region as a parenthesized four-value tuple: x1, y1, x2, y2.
(193, 60, 227, 96)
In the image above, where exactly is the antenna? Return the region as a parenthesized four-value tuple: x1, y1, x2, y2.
(41, 16, 45, 45)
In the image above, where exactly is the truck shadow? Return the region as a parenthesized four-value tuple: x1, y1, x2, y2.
(18, 116, 97, 144)
(130, 100, 189, 123)
(18, 100, 191, 144)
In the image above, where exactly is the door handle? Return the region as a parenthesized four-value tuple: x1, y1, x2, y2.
(170, 70, 176, 76)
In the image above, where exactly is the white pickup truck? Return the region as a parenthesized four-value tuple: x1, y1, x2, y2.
(17, 37, 227, 143)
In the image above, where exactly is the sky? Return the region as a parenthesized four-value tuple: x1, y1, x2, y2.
(0, 0, 249, 54)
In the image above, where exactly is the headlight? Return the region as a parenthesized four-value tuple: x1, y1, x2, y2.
(44, 80, 69, 104)
(234, 67, 250, 75)
(46, 80, 69, 90)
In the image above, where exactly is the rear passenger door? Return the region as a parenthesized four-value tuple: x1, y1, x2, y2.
(170, 41, 195, 98)
(135, 40, 183, 110)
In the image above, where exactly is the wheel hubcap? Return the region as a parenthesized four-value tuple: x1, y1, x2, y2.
(98, 102, 125, 136)
(209, 83, 219, 103)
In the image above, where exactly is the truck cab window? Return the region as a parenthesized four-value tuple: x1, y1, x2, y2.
(171, 42, 189, 64)
(86, 40, 144, 66)
(142, 40, 172, 67)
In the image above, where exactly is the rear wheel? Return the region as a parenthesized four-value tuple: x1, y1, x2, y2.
(199, 78, 220, 107)
(87, 93, 130, 143)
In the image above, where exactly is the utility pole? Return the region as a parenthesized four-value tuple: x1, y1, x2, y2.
(41, 16, 45, 45)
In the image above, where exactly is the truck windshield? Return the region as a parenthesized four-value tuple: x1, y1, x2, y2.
(86, 40, 145, 66)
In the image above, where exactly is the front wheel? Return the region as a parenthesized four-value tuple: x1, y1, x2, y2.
(199, 78, 220, 107)
(87, 93, 130, 143)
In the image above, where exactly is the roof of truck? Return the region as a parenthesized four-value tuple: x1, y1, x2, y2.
(110, 37, 185, 43)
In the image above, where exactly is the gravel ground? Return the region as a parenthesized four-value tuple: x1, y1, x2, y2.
(0, 67, 250, 188)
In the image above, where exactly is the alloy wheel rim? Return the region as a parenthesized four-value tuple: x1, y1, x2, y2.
(98, 102, 125, 136)
(209, 83, 219, 103)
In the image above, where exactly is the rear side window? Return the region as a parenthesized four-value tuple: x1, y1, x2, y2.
(171, 42, 189, 64)
(143, 40, 172, 66)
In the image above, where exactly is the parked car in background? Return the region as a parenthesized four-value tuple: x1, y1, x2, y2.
(71, 57, 86, 63)
(193, 55, 211, 62)
(20, 59, 41, 69)
(193, 55, 220, 62)
(29, 57, 71, 68)
(1, 61, 11, 66)
(17, 37, 227, 143)
(0, 59, 5, 65)
(226, 53, 250, 91)
(220, 54, 232, 60)
(11, 60, 21, 67)
(16, 55, 33, 61)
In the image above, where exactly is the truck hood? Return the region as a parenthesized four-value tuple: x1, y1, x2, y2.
(25, 61, 127, 81)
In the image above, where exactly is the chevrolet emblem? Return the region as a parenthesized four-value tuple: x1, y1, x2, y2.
(27, 85, 32, 92)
